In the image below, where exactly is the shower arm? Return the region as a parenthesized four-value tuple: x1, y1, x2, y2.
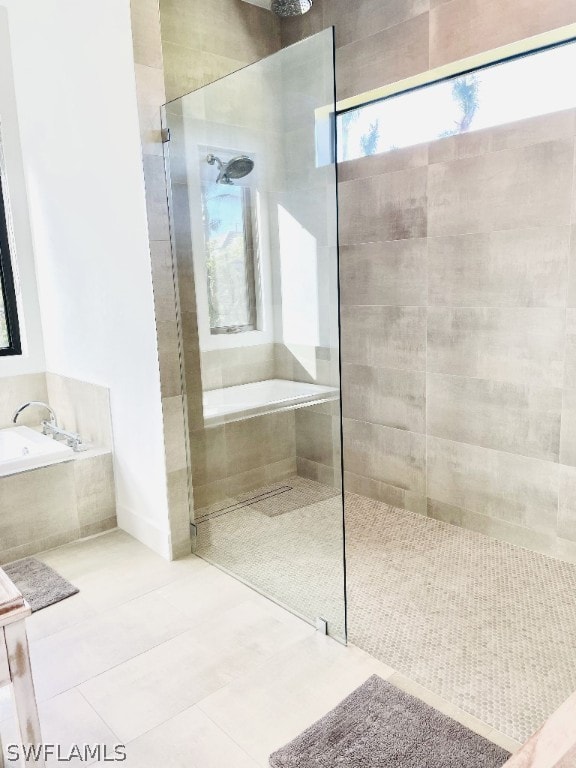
(206, 154, 231, 185)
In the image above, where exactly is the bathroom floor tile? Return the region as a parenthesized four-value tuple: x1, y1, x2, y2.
(79, 598, 311, 742)
(154, 560, 312, 633)
(198, 633, 395, 766)
(195, 476, 347, 640)
(0, 688, 118, 767)
(92, 705, 260, 768)
(29, 591, 192, 700)
(345, 493, 576, 742)
(38, 529, 209, 613)
(12, 523, 553, 766)
(25, 591, 94, 642)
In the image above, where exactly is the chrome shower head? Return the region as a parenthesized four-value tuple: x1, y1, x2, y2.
(271, 0, 313, 17)
(206, 154, 254, 185)
(225, 156, 255, 180)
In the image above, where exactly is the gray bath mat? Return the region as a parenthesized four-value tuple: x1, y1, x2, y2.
(3, 558, 79, 612)
(270, 676, 511, 768)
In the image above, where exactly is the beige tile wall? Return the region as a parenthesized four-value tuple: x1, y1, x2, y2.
(337, 110, 576, 558)
(45, 373, 113, 449)
(0, 372, 117, 561)
(192, 413, 297, 509)
(130, 0, 576, 555)
(0, 450, 116, 565)
(283, 0, 576, 559)
(0, 372, 113, 449)
(0, 373, 48, 428)
(282, 0, 576, 99)
(129, 0, 282, 549)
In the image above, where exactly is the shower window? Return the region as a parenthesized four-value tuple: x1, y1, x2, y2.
(339, 38, 576, 162)
(0, 173, 20, 356)
(201, 181, 257, 335)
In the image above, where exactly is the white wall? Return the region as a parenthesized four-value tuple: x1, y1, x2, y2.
(0, 0, 173, 556)
(0, 8, 45, 376)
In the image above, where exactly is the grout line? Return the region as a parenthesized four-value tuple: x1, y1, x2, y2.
(74, 687, 124, 746)
(340, 222, 574, 247)
(340, 362, 565, 393)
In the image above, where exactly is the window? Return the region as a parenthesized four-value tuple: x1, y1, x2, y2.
(0, 173, 21, 356)
(201, 180, 257, 335)
(338, 39, 576, 162)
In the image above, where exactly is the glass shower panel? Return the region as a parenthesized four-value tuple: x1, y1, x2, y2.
(163, 29, 346, 641)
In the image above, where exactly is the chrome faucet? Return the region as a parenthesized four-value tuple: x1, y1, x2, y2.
(12, 401, 58, 430)
(12, 401, 89, 452)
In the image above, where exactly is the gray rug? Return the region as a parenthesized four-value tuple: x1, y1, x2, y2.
(269, 676, 511, 768)
(3, 557, 79, 612)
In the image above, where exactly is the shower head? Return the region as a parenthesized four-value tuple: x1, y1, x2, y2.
(271, 0, 313, 17)
(206, 154, 255, 185)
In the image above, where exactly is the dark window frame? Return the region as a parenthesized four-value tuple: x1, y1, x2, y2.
(0, 173, 21, 356)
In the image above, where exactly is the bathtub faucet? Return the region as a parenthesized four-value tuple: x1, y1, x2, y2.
(12, 401, 88, 452)
(12, 401, 58, 429)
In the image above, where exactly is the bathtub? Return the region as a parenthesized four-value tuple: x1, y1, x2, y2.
(203, 378, 339, 426)
(0, 426, 74, 477)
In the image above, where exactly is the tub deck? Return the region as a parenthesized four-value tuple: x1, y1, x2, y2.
(0, 426, 74, 477)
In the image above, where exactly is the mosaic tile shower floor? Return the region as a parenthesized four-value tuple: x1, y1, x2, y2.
(195, 477, 576, 743)
(195, 476, 347, 640)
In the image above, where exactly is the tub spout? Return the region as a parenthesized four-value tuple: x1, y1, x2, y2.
(12, 401, 58, 428)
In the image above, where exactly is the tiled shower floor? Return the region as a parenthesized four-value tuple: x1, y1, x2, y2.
(196, 476, 576, 743)
(195, 476, 347, 640)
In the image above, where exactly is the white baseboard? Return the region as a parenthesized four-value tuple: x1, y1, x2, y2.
(116, 504, 172, 560)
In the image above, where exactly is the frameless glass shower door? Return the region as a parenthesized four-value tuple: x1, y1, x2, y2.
(163, 29, 346, 640)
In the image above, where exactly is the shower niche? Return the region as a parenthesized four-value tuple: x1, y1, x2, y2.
(163, 29, 346, 640)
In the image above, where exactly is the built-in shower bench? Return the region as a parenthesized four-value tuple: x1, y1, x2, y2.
(0, 568, 45, 767)
(203, 378, 339, 427)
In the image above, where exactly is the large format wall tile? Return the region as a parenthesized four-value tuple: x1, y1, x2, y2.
(427, 307, 565, 387)
(343, 364, 426, 433)
(560, 389, 576, 467)
(559, 466, 576, 542)
(340, 239, 427, 307)
(427, 373, 562, 462)
(224, 412, 296, 477)
(430, 0, 576, 68)
(427, 227, 570, 308)
(295, 409, 336, 468)
(75, 453, 117, 535)
(428, 141, 574, 237)
(427, 436, 559, 532)
(280, 0, 325, 47)
(45, 373, 114, 450)
(429, 110, 576, 165)
(344, 471, 427, 515)
(336, 14, 429, 101)
(190, 426, 227, 488)
(280, 0, 576, 555)
(160, 0, 279, 61)
(162, 43, 245, 102)
(426, 497, 558, 556)
(568, 226, 576, 307)
(325, 0, 429, 49)
(341, 306, 426, 371)
(339, 144, 428, 182)
(0, 373, 48, 429)
(344, 418, 426, 495)
(565, 310, 576, 388)
(132, 0, 164, 68)
(0, 463, 77, 551)
(339, 167, 427, 244)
